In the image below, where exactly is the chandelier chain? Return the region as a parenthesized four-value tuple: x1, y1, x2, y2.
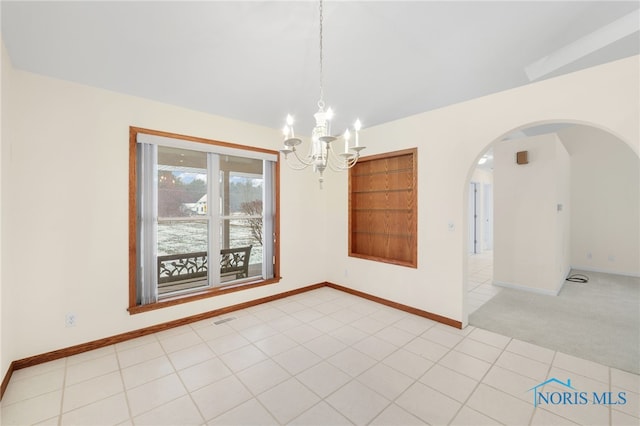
(318, 0, 324, 109)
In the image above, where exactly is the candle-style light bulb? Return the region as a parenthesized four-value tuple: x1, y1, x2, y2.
(286, 115, 295, 137)
(326, 108, 334, 135)
(344, 129, 351, 153)
(354, 119, 361, 147)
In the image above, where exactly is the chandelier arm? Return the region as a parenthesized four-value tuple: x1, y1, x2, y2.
(328, 143, 361, 170)
(327, 157, 359, 172)
(285, 160, 312, 171)
(345, 156, 361, 168)
(282, 153, 313, 170)
(326, 161, 345, 172)
(326, 144, 348, 170)
(292, 147, 316, 166)
(339, 153, 362, 170)
(281, 147, 314, 170)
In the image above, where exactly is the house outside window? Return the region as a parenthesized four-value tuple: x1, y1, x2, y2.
(129, 127, 280, 313)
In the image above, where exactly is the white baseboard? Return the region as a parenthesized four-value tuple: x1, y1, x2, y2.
(493, 280, 561, 296)
(570, 265, 640, 278)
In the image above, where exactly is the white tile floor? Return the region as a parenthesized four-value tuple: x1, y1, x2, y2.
(2, 287, 639, 425)
(467, 251, 501, 314)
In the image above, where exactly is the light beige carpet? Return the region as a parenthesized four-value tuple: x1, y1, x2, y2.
(469, 270, 639, 374)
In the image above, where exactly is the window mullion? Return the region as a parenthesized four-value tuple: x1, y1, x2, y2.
(209, 153, 221, 287)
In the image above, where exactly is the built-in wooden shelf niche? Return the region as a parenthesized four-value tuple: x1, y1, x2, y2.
(349, 148, 417, 268)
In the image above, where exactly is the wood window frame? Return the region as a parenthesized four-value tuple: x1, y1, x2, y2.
(128, 127, 281, 314)
(348, 148, 417, 268)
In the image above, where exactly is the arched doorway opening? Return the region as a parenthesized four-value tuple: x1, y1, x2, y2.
(462, 121, 640, 372)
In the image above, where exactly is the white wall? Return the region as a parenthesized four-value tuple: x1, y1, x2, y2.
(559, 125, 640, 276)
(323, 55, 638, 326)
(493, 134, 571, 294)
(0, 54, 328, 369)
(555, 138, 572, 284)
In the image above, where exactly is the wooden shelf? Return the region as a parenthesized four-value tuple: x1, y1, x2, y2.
(351, 208, 413, 212)
(351, 188, 413, 194)
(351, 167, 414, 178)
(348, 148, 418, 268)
(352, 230, 413, 238)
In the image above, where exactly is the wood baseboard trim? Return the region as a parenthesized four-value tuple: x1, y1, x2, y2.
(2, 280, 461, 400)
(1, 361, 16, 402)
(325, 282, 462, 329)
(1, 282, 324, 400)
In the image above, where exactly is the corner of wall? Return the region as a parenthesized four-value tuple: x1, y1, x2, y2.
(0, 36, 9, 385)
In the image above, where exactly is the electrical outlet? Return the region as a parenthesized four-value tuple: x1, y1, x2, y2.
(65, 312, 77, 327)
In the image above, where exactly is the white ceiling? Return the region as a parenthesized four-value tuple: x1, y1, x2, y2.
(2, 1, 638, 135)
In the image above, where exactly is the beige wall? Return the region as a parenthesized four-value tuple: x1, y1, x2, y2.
(0, 51, 328, 376)
(323, 55, 638, 326)
(493, 134, 571, 294)
(1, 40, 8, 381)
(559, 125, 640, 276)
(1, 43, 638, 381)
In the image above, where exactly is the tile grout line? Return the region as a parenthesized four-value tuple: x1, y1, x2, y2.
(294, 301, 413, 425)
(114, 343, 136, 425)
(337, 309, 429, 424)
(215, 303, 332, 424)
(444, 332, 513, 425)
(272, 295, 407, 424)
(122, 331, 184, 423)
(261, 297, 362, 423)
(56, 357, 69, 426)
(55, 349, 122, 422)
(161, 324, 209, 426)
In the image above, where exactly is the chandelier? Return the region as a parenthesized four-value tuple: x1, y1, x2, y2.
(279, 0, 365, 187)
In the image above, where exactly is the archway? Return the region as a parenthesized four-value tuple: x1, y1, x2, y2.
(462, 121, 640, 371)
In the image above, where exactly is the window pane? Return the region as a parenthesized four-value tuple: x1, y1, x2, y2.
(158, 147, 208, 218)
(219, 155, 264, 283)
(219, 218, 262, 283)
(158, 220, 208, 256)
(157, 147, 209, 295)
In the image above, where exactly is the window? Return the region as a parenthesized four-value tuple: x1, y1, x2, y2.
(349, 148, 417, 267)
(129, 127, 280, 312)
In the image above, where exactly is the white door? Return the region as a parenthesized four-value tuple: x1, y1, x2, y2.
(483, 183, 493, 250)
(469, 182, 479, 254)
